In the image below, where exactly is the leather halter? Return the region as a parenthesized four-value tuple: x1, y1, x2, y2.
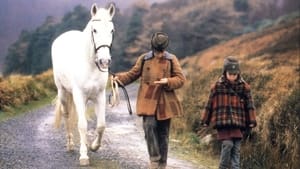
(91, 30, 112, 52)
(90, 19, 113, 72)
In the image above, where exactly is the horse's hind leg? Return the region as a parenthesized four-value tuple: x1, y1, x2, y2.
(90, 90, 106, 152)
(58, 89, 75, 151)
(64, 93, 76, 151)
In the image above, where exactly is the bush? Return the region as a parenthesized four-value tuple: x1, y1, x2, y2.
(0, 70, 55, 111)
(241, 86, 300, 169)
(180, 69, 222, 132)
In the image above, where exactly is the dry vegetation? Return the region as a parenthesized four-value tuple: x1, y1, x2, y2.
(0, 69, 55, 112)
(174, 18, 299, 168)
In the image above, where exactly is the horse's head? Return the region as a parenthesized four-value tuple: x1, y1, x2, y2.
(89, 3, 115, 72)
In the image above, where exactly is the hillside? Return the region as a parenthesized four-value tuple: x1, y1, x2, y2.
(125, 0, 244, 60)
(123, 0, 300, 62)
(178, 17, 299, 168)
(2, 0, 299, 74)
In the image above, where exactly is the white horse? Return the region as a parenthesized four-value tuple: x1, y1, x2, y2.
(51, 3, 115, 166)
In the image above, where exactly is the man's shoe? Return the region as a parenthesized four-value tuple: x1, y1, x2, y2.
(158, 162, 167, 169)
(149, 161, 159, 169)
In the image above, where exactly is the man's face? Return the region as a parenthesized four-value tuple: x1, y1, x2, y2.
(154, 51, 164, 58)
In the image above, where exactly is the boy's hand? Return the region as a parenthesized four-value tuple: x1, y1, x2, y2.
(154, 78, 168, 84)
(249, 124, 255, 128)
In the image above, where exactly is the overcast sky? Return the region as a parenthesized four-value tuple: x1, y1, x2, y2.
(0, 0, 168, 71)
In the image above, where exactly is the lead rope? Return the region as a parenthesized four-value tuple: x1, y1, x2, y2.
(109, 76, 120, 107)
(108, 70, 133, 115)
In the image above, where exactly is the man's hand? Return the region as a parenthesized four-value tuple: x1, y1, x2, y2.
(111, 75, 119, 81)
(154, 78, 168, 84)
(111, 76, 124, 86)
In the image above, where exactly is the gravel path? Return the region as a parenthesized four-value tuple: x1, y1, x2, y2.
(0, 84, 203, 169)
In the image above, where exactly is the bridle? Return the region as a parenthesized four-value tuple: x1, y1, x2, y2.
(90, 19, 113, 72)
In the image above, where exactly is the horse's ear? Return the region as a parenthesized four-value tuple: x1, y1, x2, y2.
(107, 3, 115, 18)
(91, 3, 98, 16)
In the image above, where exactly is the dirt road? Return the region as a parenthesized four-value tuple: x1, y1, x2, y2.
(0, 84, 204, 169)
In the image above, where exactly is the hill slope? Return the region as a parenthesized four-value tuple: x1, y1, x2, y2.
(179, 17, 299, 168)
(123, 0, 299, 63)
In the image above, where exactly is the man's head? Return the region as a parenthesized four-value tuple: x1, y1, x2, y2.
(151, 32, 169, 52)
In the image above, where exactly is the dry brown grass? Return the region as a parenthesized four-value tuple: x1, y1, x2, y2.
(175, 18, 300, 168)
(0, 69, 55, 111)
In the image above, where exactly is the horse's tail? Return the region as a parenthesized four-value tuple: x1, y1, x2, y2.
(54, 93, 78, 130)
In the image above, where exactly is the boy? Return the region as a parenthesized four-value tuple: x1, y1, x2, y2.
(201, 56, 257, 169)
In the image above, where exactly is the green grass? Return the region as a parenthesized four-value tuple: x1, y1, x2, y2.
(0, 92, 56, 122)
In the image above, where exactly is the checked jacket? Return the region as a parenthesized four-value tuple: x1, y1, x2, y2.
(201, 76, 257, 129)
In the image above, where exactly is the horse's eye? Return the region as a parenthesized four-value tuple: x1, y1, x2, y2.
(111, 29, 114, 34)
(93, 29, 97, 33)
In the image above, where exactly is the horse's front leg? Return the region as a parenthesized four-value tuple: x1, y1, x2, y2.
(73, 89, 89, 166)
(90, 90, 106, 152)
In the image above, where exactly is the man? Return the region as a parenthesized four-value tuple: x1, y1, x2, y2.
(114, 32, 186, 169)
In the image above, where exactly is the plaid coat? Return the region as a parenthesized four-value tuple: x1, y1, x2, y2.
(201, 76, 257, 129)
(116, 51, 185, 120)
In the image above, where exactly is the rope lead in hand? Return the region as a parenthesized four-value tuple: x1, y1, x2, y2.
(108, 75, 132, 115)
(109, 76, 120, 107)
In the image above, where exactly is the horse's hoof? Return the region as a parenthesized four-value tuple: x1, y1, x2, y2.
(67, 143, 75, 151)
(80, 158, 90, 166)
(89, 144, 100, 152)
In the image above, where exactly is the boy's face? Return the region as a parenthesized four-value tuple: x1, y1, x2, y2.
(226, 72, 238, 82)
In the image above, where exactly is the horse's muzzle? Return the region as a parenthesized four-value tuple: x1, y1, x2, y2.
(95, 59, 111, 72)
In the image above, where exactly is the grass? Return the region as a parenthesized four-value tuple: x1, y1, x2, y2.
(169, 133, 219, 169)
(0, 92, 56, 122)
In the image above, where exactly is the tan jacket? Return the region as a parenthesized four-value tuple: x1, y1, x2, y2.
(116, 51, 186, 120)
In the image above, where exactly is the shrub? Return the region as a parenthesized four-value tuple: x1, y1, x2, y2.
(241, 86, 300, 169)
(0, 70, 55, 111)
